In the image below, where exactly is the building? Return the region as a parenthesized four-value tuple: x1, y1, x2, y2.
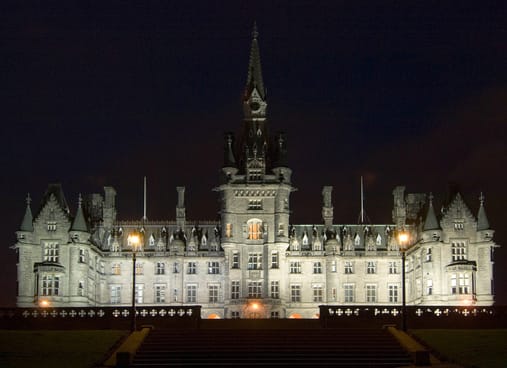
(13, 27, 498, 318)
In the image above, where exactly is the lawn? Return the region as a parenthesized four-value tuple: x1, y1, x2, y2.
(412, 329, 507, 368)
(0, 330, 127, 368)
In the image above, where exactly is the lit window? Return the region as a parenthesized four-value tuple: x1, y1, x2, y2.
(344, 261, 354, 274)
(290, 285, 301, 302)
(270, 281, 279, 299)
(155, 285, 166, 303)
(366, 284, 377, 303)
(248, 281, 262, 298)
(208, 261, 220, 274)
(290, 262, 302, 274)
(366, 261, 376, 274)
(41, 275, 59, 296)
(187, 284, 197, 303)
(156, 262, 165, 275)
(271, 252, 279, 269)
(187, 262, 197, 274)
(209, 285, 219, 303)
(135, 284, 144, 303)
(388, 284, 398, 303)
(388, 261, 398, 274)
(248, 253, 262, 270)
(313, 262, 322, 274)
(313, 285, 323, 302)
(344, 284, 354, 302)
(247, 219, 263, 240)
(135, 262, 143, 275)
(331, 261, 337, 273)
(225, 223, 232, 238)
(44, 243, 59, 263)
(451, 273, 470, 294)
(112, 263, 121, 275)
(47, 221, 57, 231)
(231, 281, 240, 299)
(248, 199, 262, 210)
(110, 285, 121, 304)
(451, 242, 466, 261)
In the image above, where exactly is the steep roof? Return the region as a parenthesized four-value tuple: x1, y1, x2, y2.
(423, 193, 440, 231)
(71, 194, 89, 232)
(36, 183, 70, 219)
(477, 193, 490, 231)
(244, 22, 266, 101)
(20, 193, 34, 232)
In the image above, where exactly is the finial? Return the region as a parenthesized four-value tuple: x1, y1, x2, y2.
(252, 21, 258, 39)
(479, 192, 485, 206)
(26, 193, 31, 206)
(428, 192, 434, 205)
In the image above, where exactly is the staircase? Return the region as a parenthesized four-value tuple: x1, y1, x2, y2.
(131, 325, 412, 367)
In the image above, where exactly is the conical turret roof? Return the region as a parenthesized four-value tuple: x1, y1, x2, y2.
(423, 193, 440, 231)
(71, 194, 88, 232)
(20, 193, 33, 232)
(477, 193, 490, 231)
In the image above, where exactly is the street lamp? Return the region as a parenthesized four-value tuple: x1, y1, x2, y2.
(128, 231, 142, 331)
(398, 230, 409, 332)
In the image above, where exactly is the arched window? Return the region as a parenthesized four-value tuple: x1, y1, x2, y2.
(247, 219, 263, 240)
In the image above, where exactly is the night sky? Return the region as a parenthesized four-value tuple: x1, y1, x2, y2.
(2, 1, 506, 306)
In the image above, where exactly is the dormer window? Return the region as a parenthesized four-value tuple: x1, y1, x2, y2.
(47, 221, 57, 231)
(149, 234, 156, 247)
(454, 221, 464, 231)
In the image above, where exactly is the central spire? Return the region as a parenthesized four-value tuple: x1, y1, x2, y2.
(244, 22, 266, 101)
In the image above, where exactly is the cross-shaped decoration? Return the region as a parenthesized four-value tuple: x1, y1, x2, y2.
(32, 311, 39, 318)
(391, 309, 399, 316)
(88, 310, 95, 317)
(150, 309, 157, 317)
(416, 308, 423, 317)
(22, 310, 29, 318)
(112, 310, 120, 318)
(79, 310, 86, 318)
(345, 308, 352, 316)
(434, 309, 441, 316)
(51, 310, 58, 318)
(98, 310, 105, 317)
(328, 308, 335, 316)
(69, 310, 77, 317)
(178, 309, 185, 317)
(60, 310, 67, 317)
(159, 309, 167, 316)
(337, 309, 343, 316)
(168, 309, 175, 317)
(121, 310, 129, 317)
(186, 309, 192, 316)
(140, 309, 148, 317)
(41, 311, 48, 318)
(462, 309, 469, 316)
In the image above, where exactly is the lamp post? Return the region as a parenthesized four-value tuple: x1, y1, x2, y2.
(128, 231, 141, 332)
(398, 230, 409, 332)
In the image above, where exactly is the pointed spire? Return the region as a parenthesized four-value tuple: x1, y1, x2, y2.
(245, 21, 266, 100)
(423, 193, 440, 231)
(477, 192, 490, 231)
(71, 194, 88, 232)
(20, 193, 34, 232)
(223, 132, 237, 167)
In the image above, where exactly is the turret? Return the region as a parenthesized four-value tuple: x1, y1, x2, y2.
(422, 193, 442, 242)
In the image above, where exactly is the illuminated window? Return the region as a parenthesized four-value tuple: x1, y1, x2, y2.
(454, 221, 464, 231)
(290, 285, 301, 302)
(388, 261, 398, 274)
(248, 281, 262, 298)
(187, 261, 196, 274)
(344, 284, 354, 302)
(208, 261, 220, 274)
(209, 285, 219, 303)
(366, 284, 377, 303)
(388, 284, 399, 303)
(290, 262, 302, 274)
(135, 262, 143, 275)
(41, 275, 60, 296)
(313, 284, 323, 302)
(331, 261, 337, 273)
(225, 223, 232, 238)
(110, 285, 121, 304)
(47, 221, 57, 231)
(451, 273, 470, 294)
(155, 285, 166, 303)
(112, 263, 121, 275)
(248, 199, 262, 210)
(156, 262, 165, 275)
(271, 252, 279, 269)
(231, 281, 240, 299)
(248, 253, 262, 270)
(186, 284, 197, 303)
(44, 242, 59, 263)
(135, 284, 144, 303)
(366, 261, 376, 274)
(344, 261, 354, 274)
(451, 242, 466, 261)
(271, 281, 279, 299)
(149, 234, 156, 246)
(313, 262, 322, 274)
(247, 219, 263, 240)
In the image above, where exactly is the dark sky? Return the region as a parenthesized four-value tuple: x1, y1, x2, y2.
(2, 1, 506, 306)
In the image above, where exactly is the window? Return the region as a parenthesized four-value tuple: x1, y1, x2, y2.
(173, 262, 180, 273)
(79, 249, 86, 263)
(187, 262, 197, 274)
(110, 285, 121, 304)
(44, 243, 59, 263)
(135, 262, 143, 275)
(231, 281, 240, 299)
(232, 252, 240, 269)
(366, 261, 376, 274)
(270, 281, 279, 299)
(454, 221, 464, 231)
(331, 261, 337, 273)
(247, 219, 263, 240)
(156, 262, 165, 275)
(225, 223, 232, 238)
(149, 234, 155, 246)
(231, 311, 240, 319)
(388, 284, 399, 303)
(248, 199, 262, 210)
(47, 221, 57, 231)
(313, 285, 323, 302)
(425, 248, 432, 262)
(451, 273, 470, 294)
(290, 285, 301, 302)
(313, 262, 322, 274)
(344, 261, 353, 274)
(155, 285, 166, 303)
(78, 281, 84, 296)
(248, 281, 262, 298)
(290, 262, 302, 274)
(426, 279, 433, 295)
(344, 284, 354, 303)
(209, 285, 219, 303)
(271, 311, 280, 319)
(135, 284, 144, 303)
(208, 261, 220, 274)
(388, 261, 398, 274)
(452, 242, 466, 261)
(278, 224, 284, 236)
(332, 287, 337, 301)
(186, 284, 197, 303)
(42, 275, 60, 296)
(366, 284, 377, 303)
(112, 263, 121, 275)
(248, 253, 262, 270)
(271, 252, 279, 269)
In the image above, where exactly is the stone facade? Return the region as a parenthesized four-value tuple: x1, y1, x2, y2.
(13, 28, 498, 318)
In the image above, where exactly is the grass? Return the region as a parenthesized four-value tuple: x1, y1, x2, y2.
(0, 330, 128, 368)
(412, 329, 507, 368)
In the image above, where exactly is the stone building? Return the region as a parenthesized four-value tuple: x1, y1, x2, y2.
(13, 27, 498, 318)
